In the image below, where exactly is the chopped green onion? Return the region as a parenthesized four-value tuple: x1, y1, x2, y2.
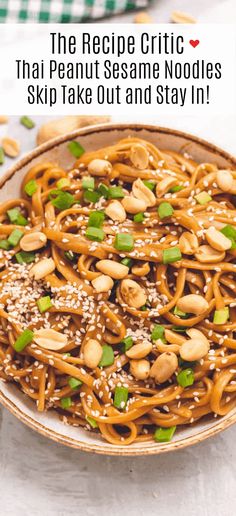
(169, 185, 184, 193)
(99, 345, 114, 367)
(121, 257, 133, 268)
(56, 178, 71, 190)
(121, 336, 133, 352)
(0, 239, 11, 250)
(15, 251, 35, 264)
(7, 208, 19, 222)
(154, 426, 176, 443)
(195, 191, 212, 205)
(65, 250, 76, 262)
(8, 229, 23, 247)
(51, 191, 75, 211)
(85, 227, 104, 242)
(174, 306, 188, 319)
(84, 190, 101, 203)
(0, 147, 5, 165)
(86, 415, 98, 428)
(213, 307, 229, 325)
(163, 247, 182, 264)
(220, 225, 236, 249)
(7, 208, 27, 226)
(171, 325, 189, 333)
(114, 233, 134, 252)
(68, 377, 83, 390)
(68, 141, 84, 158)
(143, 180, 155, 191)
(151, 324, 165, 342)
(88, 211, 105, 228)
(37, 296, 52, 313)
(20, 116, 35, 129)
(60, 397, 72, 409)
(158, 202, 174, 220)
(82, 176, 95, 190)
(98, 183, 109, 199)
(24, 179, 38, 196)
(108, 186, 124, 199)
(140, 305, 148, 311)
(133, 212, 145, 223)
(14, 329, 34, 352)
(114, 386, 129, 409)
(177, 368, 194, 387)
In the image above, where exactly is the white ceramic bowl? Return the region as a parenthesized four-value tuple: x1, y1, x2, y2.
(0, 123, 235, 455)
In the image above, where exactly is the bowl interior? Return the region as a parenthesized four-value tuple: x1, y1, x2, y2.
(0, 124, 235, 455)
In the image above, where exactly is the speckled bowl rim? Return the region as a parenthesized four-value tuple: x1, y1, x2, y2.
(0, 123, 235, 456)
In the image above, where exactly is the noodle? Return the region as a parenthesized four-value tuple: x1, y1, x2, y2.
(0, 135, 236, 446)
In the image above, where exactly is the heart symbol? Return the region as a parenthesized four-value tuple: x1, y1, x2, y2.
(189, 39, 200, 48)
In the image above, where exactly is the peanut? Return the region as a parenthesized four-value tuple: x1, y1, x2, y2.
(29, 258, 55, 280)
(164, 329, 186, 346)
(2, 137, 20, 158)
(130, 359, 150, 380)
(177, 294, 209, 315)
(88, 159, 112, 176)
(186, 328, 209, 346)
(180, 338, 209, 361)
(105, 200, 126, 222)
(34, 329, 67, 351)
(171, 10, 196, 23)
(96, 259, 129, 279)
(134, 12, 153, 24)
(83, 339, 103, 369)
(179, 232, 199, 254)
(132, 178, 156, 207)
(150, 352, 178, 383)
(120, 279, 147, 308)
(126, 342, 152, 359)
(131, 261, 150, 277)
(156, 176, 177, 197)
(36, 116, 110, 145)
(205, 226, 232, 252)
(20, 231, 47, 252)
(122, 196, 147, 214)
(130, 144, 149, 169)
(195, 245, 225, 263)
(91, 274, 114, 293)
(216, 170, 233, 192)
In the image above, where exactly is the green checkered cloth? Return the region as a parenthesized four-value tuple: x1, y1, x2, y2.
(0, 0, 149, 22)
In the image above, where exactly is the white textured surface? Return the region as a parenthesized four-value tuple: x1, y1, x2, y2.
(0, 1, 236, 515)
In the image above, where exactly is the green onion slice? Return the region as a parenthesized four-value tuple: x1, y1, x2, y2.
(20, 116, 35, 129)
(37, 296, 52, 313)
(85, 227, 105, 242)
(82, 176, 95, 190)
(158, 202, 174, 220)
(99, 345, 114, 367)
(24, 179, 38, 196)
(68, 141, 85, 158)
(154, 426, 176, 443)
(8, 229, 23, 247)
(88, 211, 105, 228)
(114, 233, 134, 252)
(177, 368, 194, 387)
(163, 247, 182, 264)
(14, 329, 34, 352)
(68, 377, 83, 390)
(114, 386, 129, 409)
(15, 251, 35, 264)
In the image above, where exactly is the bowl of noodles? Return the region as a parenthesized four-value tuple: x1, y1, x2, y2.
(0, 123, 236, 456)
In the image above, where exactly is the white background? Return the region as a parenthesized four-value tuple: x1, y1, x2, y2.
(0, 23, 235, 116)
(0, 1, 236, 516)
